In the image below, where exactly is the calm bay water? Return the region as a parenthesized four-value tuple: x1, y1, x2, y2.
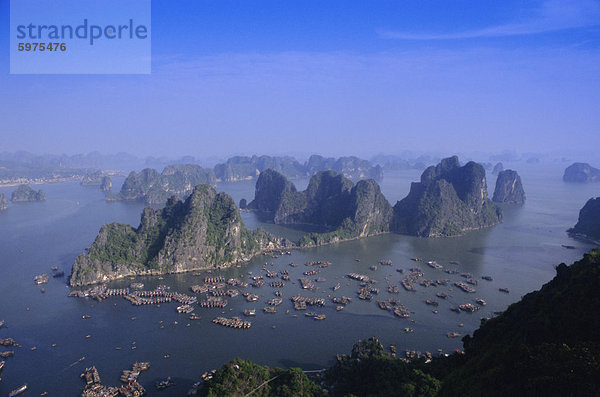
(0, 164, 597, 396)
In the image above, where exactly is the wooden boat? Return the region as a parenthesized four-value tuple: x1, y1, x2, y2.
(9, 384, 27, 396)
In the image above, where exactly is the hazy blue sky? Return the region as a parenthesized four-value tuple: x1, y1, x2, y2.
(1, 0, 599, 158)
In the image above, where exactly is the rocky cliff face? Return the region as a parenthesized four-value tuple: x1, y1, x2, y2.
(80, 171, 105, 186)
(306, 155, 383, 181)
(249, 169, 392, 246)
(563, 163, 600, 183)
(0, 193, 7, 211)
(10, 184, 46, 202)
(214, 155, 306, 182)
(213, 154, 383, 182)
(100, 176, 112, 192)
(392, 156, 502, 237)
(568, 198, 600, 242)
(492, 162, 504, 175)
(493, 170, 525, 205)
(70, 185, 291, 286)
(247, 169, 297, 212)
(110, 164, 216, 204)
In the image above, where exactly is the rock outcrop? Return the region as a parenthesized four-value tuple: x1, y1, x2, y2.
(568, 198, 600, 242)
(563, 163, 600, 183)
(213, 154, 383, 182)
(0, 193, 7, 211)
(10, 184, 46, 202)
(248, 169, 297, 213)
(306, 155, 383, 181)
(492, 162, 504, 175)
(249, 169, 393, 246)
(391, 156, 502, 237)
(493, 170, 525, 205)
(214, 155, 306, 182)
(70, 185, 291, 286)
(110, 164, 216, 204)
(100, 176, 112, 192)
(80, 171, 105, 186)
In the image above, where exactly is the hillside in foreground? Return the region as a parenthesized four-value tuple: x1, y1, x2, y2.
(195, 250, 600, 396)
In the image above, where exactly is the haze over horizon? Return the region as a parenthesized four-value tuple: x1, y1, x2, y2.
(1, 0, 599, 158)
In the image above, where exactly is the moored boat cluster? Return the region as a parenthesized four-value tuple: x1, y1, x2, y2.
(212, 316, 251, 329)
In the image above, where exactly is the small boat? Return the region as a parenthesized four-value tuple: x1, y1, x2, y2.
(242, 309, 256, 316)
(156, 376, 175, 390)
(475, 298, 487, 306)
(313, 314, 326, 320)
(499, 287, 510, 293)
(404, 328, 414, 333)
(333, 283, 341, 291)
(0, 360, 5, 373)
(561, 244, 575, 249)
(481, 275, 493, 281)
(0, 320, 4, 328)
(336, 306, 344, 311)
(9, 384, 28, 396)
(447, 332, 461, 338)
(82, 314, 91, 319)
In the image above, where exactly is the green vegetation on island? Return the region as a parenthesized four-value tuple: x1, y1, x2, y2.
(392, 156, 502, 237)
(109, 164, 216, 204)
(492, 169, 525, 205)
(10, 184, 46, 202)
(248, 169, 393, 246)
(70, 185, 290, 286)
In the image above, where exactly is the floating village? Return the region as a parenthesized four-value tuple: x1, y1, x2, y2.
(0, 253, 512, 396)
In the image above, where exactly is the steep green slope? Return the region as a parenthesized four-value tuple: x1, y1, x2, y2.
(249, 169, 393, 246)
(109, 164, 216, 204)
(392, 156, 502, 237)
(439, 250, 600, 396)
(71, 185, 289, 286)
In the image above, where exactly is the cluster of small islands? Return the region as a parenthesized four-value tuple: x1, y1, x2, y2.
(1, 152, 599, 396)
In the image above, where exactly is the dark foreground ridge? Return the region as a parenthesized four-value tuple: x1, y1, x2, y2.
(70, 185, 291, 286)
(194, 250, 600, 396)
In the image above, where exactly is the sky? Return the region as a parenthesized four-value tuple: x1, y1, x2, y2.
(0, 0, 599, 159)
